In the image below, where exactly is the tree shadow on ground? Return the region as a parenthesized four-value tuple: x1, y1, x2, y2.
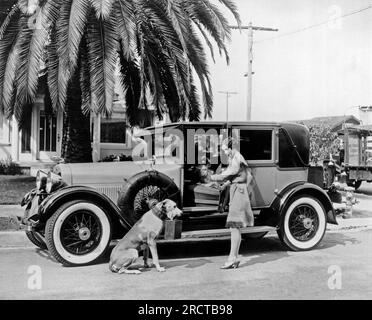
(319, 232, 361, 249)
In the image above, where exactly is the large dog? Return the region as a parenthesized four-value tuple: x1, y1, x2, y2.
(109, 199, 182, 274)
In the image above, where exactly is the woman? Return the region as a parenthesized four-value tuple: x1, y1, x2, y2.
(210, 137, 254, 269)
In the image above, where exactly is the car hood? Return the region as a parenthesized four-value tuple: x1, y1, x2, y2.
(53, 161, 182, 188)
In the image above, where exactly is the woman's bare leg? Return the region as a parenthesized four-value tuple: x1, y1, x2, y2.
(228, 227, 241, 262)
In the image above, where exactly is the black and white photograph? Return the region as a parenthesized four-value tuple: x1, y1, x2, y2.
(0, 0, 372, 305)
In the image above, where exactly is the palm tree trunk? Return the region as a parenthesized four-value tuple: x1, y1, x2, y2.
(61, 71, 92, 163)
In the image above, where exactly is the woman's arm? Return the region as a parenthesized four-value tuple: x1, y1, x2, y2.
(210, 154, 240, 182)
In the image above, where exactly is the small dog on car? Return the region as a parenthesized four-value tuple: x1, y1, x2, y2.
(109, 199, 182, 274)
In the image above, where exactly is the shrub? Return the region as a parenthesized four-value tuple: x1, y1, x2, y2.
(99, 154, 133, 162)
(0, 156, 22, 175)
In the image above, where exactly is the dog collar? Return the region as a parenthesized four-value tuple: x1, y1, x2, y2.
(152, 205, 167, 219)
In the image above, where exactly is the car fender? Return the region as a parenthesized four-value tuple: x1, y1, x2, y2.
(38, 185, 132, 231)
(271, 182, 338, 225)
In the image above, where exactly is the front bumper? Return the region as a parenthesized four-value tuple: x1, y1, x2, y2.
(20, 190, 48, 232)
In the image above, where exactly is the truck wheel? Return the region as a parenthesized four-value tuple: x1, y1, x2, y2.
(26, 231, 47, 250)
(278, 196, 326, 251)
(347, 180, 362, 190)
(45, 200, 112, 266)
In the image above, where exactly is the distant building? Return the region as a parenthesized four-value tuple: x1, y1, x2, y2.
(295, 115, 361, 132)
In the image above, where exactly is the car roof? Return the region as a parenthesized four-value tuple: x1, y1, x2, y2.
(145, 121, 306, 131)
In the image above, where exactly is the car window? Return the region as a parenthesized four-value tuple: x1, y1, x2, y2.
(236, 129, 273, 161)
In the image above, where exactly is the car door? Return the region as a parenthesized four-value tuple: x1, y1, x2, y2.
(232, 125, 277, 208)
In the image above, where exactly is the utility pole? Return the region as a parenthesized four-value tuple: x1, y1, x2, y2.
(218, 91, 238, 122)
(230, 23, 278, 121)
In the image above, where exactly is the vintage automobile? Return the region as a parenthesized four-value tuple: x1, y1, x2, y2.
(21, 121, 338, 266)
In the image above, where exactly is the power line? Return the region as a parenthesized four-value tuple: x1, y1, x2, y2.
(255, 4, 372, 44)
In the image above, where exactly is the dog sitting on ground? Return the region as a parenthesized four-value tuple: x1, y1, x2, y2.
(109, 199, 182, 274)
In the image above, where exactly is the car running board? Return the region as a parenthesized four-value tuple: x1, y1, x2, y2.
(157, 226, 277, 243)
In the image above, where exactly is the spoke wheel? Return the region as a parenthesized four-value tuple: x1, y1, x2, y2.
(133, 185, 166, 220)
(278, 196, 326, 251)
(288, 205, 319, 242)
(60, 210, 102, 255)
(45, 200, 111, 266)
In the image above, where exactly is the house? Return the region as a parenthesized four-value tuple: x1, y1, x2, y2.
(0, 72, 167, 173)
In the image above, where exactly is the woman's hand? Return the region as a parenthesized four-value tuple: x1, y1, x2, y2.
(220, 181, 231, 190)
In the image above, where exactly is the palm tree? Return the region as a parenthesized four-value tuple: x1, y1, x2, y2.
(0, 0, 240, 162)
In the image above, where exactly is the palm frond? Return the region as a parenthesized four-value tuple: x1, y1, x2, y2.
(115, 0, 136, 60)
(1, 18, 26, 118)
(17, 0, 30, 15)
(188, 74, 201, 121)
(0, 3, 19, 39)
(14, 6, 49, 119)
(46, 24, 59, 109)
(67, 0, 90, 71)
(79, 37, 92, 115)
(89, 0, 115, 19)
(41, 0, 63, 27)
(118, 49, 142, 126)
(86, 12, 118, 115)
(216, 0, 241, 27)
(142, 37, 166, 120)
(161, 0, 190, 55)
(55, 0, 73, 110)
(182, 0, 230, 63)
(193, 20, 215, 63)
(0, 7, 20, 112)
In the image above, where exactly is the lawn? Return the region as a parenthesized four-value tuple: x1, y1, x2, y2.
(0, 175, 34, 205)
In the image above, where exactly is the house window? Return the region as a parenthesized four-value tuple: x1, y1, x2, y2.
(21, 116, 32, 153)
(39, 111, 57, 152)
(100, 118, 127, 144)
(100, 104, 127, 144)
(238, 129, 273, 161)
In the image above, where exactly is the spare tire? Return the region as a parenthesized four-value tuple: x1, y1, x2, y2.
(117, 171, 180, 225)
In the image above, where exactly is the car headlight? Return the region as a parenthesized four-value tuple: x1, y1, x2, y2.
(36, 170, 48, 190)
(46, 172, 66, 193)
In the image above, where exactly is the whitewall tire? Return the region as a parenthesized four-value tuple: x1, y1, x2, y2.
(45, 200, 111, 266)
(278, 196, 326, 251)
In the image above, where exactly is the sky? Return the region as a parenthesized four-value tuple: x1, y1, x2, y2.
(207, 0, 372, 122)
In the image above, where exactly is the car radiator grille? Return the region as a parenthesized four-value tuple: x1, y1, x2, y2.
(94, 185, 123, 204)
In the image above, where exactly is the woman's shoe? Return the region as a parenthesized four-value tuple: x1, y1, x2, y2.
(220, 260, 240, 269)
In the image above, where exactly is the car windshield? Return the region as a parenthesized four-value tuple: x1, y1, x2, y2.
(132, 128, 184, 161)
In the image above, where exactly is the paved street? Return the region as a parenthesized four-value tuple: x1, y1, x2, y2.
(0, 227, 371, 300)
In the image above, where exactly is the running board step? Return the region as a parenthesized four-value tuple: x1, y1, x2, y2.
(110, 226, 278, 246)
(180, 226, 277, 239)
(156, 226, 277, 243)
